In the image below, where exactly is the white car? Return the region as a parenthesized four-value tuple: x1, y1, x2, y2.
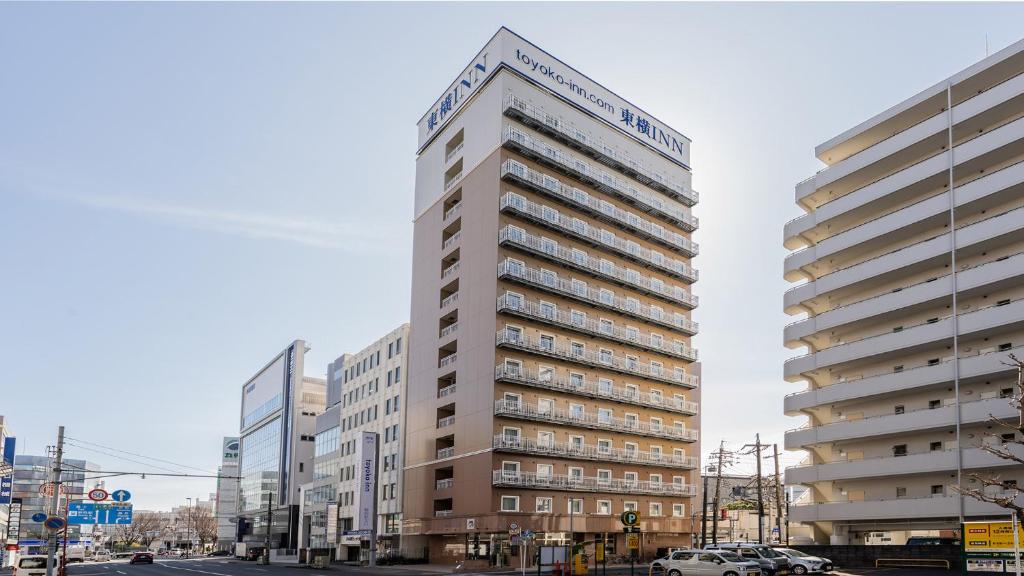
(653, 549, 762, 576)
(92, 551, 112, 562)
(772, 549, 833, 574)
(14, 555, 50, 576)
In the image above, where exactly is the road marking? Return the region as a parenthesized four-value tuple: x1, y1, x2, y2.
(158, 563, 235, 576)
(117, 571, 127, 574)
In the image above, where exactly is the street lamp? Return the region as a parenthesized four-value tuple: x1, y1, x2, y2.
(185, 498, 192, 558)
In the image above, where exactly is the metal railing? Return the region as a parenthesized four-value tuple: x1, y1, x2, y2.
(785, 395, 998, 434)
(494, 398, 699, 441)
(438, 384, 457, 398)
(443, 202, 462, 222)
(445, 141, 464, 163)
(503, 127, 695, 224)
(501, 159, 697, 238)
(498, 259, 698, 324)
(437, 415, 455, 428)
(434, 510, 453, 517)
(442, 231, 461, 251)
(498, 293, 697, 358)
(499, 226, 693, 305)
(440, 322, 459, 338)
(444, 171, 463, 191)
(500, 192, 697, 280)
(442, 261, 461, 280)
(436, 478, 455, 490)
(439, 353, 458, 368)
(492, 469, 698, 496)
(493, 435, 698, 468)
(437, 447, 455, 459)
(494, 365, 698, 407)
(440, 292, 459, 309)
(503, 94, 696, 204)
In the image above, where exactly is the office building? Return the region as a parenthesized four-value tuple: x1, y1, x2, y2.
(783, 39, 1024, 543)
(237, 340, 326, 560)
(11, 455, 99, 547)
(215, 436, 240, 551)
(299, 324, 409, 562)
(404, 28, 701, 564)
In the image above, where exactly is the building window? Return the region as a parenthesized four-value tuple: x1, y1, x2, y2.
(930, 442, 943, 451)
(894, 405, 905, 415)
(501, 496, 519, 512)
(596, 500, 611, 515)
(931, 485, 944, 496)
(893, 445, 907, 457)
(624, 501, 638, 512)
(536, 497, 553, 513)
(649, 502, 662, 517)
(928, 399, 941, 409)
(568, 498, 583, 515)
(673, 504, 684, 517)
(896, 487, 907, 497)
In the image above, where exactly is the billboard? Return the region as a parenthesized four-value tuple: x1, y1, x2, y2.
(357, 432, 379, 532)
(965, 522, 1024, 552)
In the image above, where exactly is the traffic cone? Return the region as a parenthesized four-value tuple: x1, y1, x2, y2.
(553, 559, 562, 576)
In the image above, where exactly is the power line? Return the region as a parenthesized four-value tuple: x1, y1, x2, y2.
(65, 436, 217, 475)
(64, 441, 186, 475)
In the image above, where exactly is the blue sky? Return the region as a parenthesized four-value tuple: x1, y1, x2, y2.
(2, 2, 1023, 510)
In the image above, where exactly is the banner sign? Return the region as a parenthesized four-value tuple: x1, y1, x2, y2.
(357, 432, 379, 532)
(0, 437, 14, 504)
(6, 499, 22, 544)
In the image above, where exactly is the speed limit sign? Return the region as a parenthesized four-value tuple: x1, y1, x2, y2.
(88, 488, 109, 501)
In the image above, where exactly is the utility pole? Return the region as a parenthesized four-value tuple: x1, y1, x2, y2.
(755, 434, 764, 544)
(699, 474, 709, 548)
(45, 426, 65, 576)
(711, 441, 725, 546)
(263, 491, 273, 564)
(186, 498, 192, 558)
(773, 444, 784, 545)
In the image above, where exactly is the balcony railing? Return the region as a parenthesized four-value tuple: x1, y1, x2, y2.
(502, 126, 697, 221)
(437, 447, 455, 459)
(502, 159, 697, 240)
(439, 353, 458, 368)
(437, 415, 456, 428)
(445, 141, 464, 163)
(442, 261, 461, 280)
(443, 202, 462, 222)
(496, 330, 697, 385)
(494, 365, 698, 408)
(442, 231, 461, 251)
(444, 172, 463, 191)
(436, 478, 455, 490)
(434, 510, 454, 517)
(503, 94, 695, 204)
(440, 292, 459, 309)
(498, 293, 697, 358)
(499, 260, 698, 324)
(494, 399, 699, 442)
(500, 192, 697, 279)
(499, 226, 692, 305)
(492, 470, 697, 496)
(440, 322, 459, 338)
(493, 435, 698, 469)
(438, 384, 457, 398)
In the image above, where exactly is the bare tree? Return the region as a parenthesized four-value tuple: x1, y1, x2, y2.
(190, 506, 218, 548)
(954, 353, 1024, 523)
(134, 512, 162, 548)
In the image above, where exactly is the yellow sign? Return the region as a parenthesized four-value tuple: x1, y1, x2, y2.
(596, 543, 605, 562)
(965, 522, 1024, 552)
(574, 553, 587, 575)
(627, 534, 640, 550)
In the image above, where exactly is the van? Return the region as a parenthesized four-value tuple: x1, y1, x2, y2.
(15, 556, 51, 576)
(652, 549, 761, 576)
(703, 544, 790, 576)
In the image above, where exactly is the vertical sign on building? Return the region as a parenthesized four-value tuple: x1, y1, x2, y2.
(357, 432, 379, 566)
(0, 437, 14, 504)
(6, 498, 22, 544)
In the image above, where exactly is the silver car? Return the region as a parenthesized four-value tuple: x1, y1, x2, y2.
(772, 548, 833, 574)
(652, 549, 762, 576)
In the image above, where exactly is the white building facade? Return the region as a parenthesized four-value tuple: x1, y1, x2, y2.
(215, 436, 240, 551)
(783, 38, 1024, 543)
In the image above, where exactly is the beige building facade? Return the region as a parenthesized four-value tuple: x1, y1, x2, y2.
(403, 28, 701, 564)
(783, 39, 1024, 543)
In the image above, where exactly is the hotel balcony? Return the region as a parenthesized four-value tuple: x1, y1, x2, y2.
(442, 230, 462, 252)
(785, 297, 1024, 380)
(443, 201, 462, 224)
(435, 478, 455, 491)
(492, 470, 697, 497)
(785, 205, 1024, 313)
(440, 291, 459, 311)
(494, 399, 698, 442)
(503, 93, 696, 204)
(501, 159, 698, 246)
(786, 444, 1024, 484)
(790, 494, 1013, 523)
(499, 260, 697, 328)
(501, 192, 697, 279)
(499, 226, 693, 305)
(494, 365, 698, 410)
(785, 250, 1024, 346)
(436, 447, 455, 460)
(493, 435, 699, 469)
(437, 383, 457, 399)
(497, 293, 696, 358)
(784, 396, 1017, 449)
(496, 330, 698, 385)
(785, 343, 1023, 413)
(503, 126, 695, 226)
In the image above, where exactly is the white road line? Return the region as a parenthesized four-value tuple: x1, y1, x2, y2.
(117, 571, 127, 574)
(158, 563, 234, 576)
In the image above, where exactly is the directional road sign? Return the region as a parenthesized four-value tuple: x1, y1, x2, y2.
(110, 490, 131, 502)
(43, 516, 67, 532)
(67, 502, 133, 525)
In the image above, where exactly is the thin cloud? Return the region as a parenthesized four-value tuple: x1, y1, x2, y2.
(64, 193, 406, 253)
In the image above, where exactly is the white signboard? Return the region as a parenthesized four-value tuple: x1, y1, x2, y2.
(357, 432, 378, 532)
(417, 27, 690, 166)
(326, 503, 338, 544)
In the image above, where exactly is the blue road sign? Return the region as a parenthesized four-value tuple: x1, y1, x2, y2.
(110, 490, 131, 502)
(31, 513, 47, 522)
(43, 516, 67, 532)
(0, 437, 15, 504)
(68, 502, 133, 525)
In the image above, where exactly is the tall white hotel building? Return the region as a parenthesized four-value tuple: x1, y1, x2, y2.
(784, 39, 1024, 544)
(402, 28, 701, 563)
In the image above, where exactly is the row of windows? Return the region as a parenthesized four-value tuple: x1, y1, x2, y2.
(384, 423, 401, 443)
(314, 426, 340, 457)
(501, 425, 689, 458)
(382, 453, 399, 471)
(500, 391, 688, 430)
(381, 482, 399, 501)
(501, 332, 689, 377)
(499, 495, 683, 517)
(508, 362, 687, 402)
(500, 460, 687, 486)
(385, 394, 401, 415)
(341, 338, 404, 384)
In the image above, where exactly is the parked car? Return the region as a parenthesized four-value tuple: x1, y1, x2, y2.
(14, 555, 50, 576)
(244, 547, 266, 561)
(130, 552, 155, 565)
(906, 537, 958, 546)
(652, 549, 761, 576)
(92, 550, 112, 562)
(771, 549, 833, 574)
(207, 550, 231, 557)
(703, 544, 790, 576)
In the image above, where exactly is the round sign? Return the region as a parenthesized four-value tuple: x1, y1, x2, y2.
(620, 511, 640, 527)
(111, 489, 132, 502)
(43, 516, 67, 532)
(31, 512, 47, 522)
(88, 488, 109, 502)
(37, 483, 66, 497)
(509, 522, 520, 531)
